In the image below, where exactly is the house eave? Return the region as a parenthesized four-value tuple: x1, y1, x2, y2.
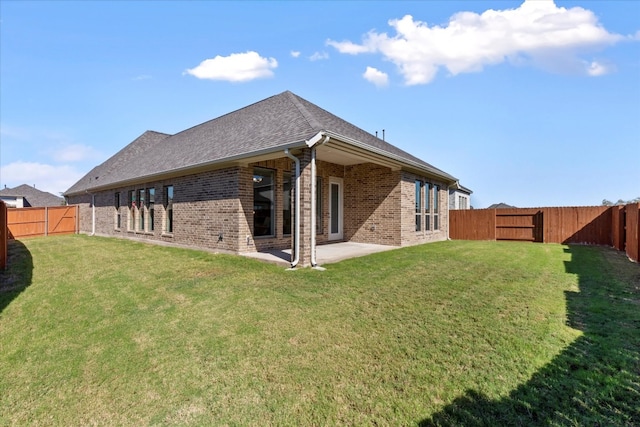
(320, 131, 458, 184)
(64, 140, 310, 197)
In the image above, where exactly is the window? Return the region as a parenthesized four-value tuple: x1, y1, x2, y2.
(425, 183, 431, 231)
(128, 190, 136, 230)
(433, 184, 440, 230)
(458, 195, 467, 210)
(164, 185, 173, 233)
(283, 172, 292, 235)
(415, 180, 422, 231)
(316, 177, 323, 234)
(253, 168, 274, 237)
(115, 193, 121, 229)
(138, 189, 145, 231)
(148, 188, 155, 231)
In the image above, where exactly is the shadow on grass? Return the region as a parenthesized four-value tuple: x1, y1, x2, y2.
(0, 240, 33, 314)
(420, 245, 640, 426)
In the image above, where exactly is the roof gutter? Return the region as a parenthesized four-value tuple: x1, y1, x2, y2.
(305, 131, 326, 147)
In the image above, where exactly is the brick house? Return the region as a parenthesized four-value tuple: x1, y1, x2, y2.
(64, 91, 459, 267)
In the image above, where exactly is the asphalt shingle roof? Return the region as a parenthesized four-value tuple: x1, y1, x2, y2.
(0, 184, 64, 207)
(65, 91, 456, 195)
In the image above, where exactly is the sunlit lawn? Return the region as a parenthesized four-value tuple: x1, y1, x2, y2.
(0, 235, 638, 425)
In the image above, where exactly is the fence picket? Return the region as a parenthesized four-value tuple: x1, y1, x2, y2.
(7, 206, 79, 239)
(450, 204, 640, 262)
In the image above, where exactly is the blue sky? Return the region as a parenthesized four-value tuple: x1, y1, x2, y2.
(1, 0, 638, 208)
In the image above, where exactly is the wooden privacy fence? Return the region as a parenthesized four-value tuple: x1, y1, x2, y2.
(6, 205, 79, 239)
(0, 201, 7, 270)
(450, 204, 640, 262)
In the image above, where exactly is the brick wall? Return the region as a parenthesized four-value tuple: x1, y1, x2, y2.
(344, 163, 402, 246)
(67, 156, 451, 258)
(247, 157, 296, 254)
(400, 171, 449, 246)
(68, 167, 247, 253)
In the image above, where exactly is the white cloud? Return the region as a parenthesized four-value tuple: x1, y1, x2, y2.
(0, 161, 84, 196)
(363, 67, 389, 87)
(184, 51, 278, 82)
(309, 51, 329, 61)
(586, 61, 612, 76)
(327, 0, 627, 85)
(326, 39, 374, 55)
(132, 74, 152, 81)
(290, 50, 301, 58)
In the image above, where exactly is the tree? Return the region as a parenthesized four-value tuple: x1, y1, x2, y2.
(602, 197, 640, 206)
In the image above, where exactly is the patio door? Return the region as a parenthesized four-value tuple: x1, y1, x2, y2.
(329, 177, 343, 240)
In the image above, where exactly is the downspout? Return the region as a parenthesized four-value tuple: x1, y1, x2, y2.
(446, 182, 456, 241)
(284, 149, 300, 268)
(310, 134, 330, 267)
(85, 190, 96, 236)
(90, 192, 96, 236)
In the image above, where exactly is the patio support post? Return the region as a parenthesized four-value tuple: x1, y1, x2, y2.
(310, 133, 329, 267)
(297, 149, 313, 267)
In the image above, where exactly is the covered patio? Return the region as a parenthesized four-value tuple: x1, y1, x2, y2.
(242, 241, 400, 267)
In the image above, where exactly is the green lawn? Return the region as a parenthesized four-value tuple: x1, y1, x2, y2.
(0, 235, 638, 426)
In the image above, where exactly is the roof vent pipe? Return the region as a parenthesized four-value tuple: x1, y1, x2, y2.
(284, 149, 300, 269)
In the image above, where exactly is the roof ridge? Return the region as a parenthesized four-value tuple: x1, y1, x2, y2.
(284, 91, 323, 132)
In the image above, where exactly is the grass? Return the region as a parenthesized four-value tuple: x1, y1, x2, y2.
(0, 235, 638, 426)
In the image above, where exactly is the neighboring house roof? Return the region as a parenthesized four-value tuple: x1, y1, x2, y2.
(0, 184, 64, 207)
(450, 183, 472, 195)
(488, 202, 517, 209)
(65, 91, 457, 196)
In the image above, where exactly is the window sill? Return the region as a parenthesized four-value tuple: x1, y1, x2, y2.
(254, 235, 276, 239)
(161, 233, 174, 238)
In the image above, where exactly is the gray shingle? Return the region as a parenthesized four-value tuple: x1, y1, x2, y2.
(0, 184, 64, 207)
(65, 91, 455, 195)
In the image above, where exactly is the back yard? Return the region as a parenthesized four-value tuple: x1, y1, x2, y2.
(1, 236, 638, 426)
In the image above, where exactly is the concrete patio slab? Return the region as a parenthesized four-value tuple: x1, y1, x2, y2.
(241, 242, 400, 267)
